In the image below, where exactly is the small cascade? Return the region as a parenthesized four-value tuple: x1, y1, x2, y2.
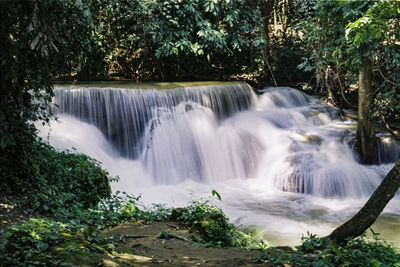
(252, 87, 384, 198)
(140, 102, 265, 184)
(52, 83, 254, 158)
(377, 134, 400, 164)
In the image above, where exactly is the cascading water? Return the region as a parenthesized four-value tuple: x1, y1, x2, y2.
(52, 84, 252, 158)
(40, 83, 400, 245)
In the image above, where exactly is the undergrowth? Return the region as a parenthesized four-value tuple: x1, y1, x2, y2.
(1, 139, 115, 215)
(257, 231, 400, 267)
(0, 192, 270, 266)
(2, 190, 400, 266)
(169, 197, 271, 249)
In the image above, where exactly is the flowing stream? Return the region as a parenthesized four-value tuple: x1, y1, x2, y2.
(39, 83, 400, 246)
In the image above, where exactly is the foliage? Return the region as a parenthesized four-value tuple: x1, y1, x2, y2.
(102, 0, 265, 80)
(0, 192, 271, 266)
(170, 197, 271, 249)
(322, 233, 400, 267)
(295, 0, 400, 121)
(0, 192, 147, 266)
(346, 0, 399, 51)
(58, 192, 147, 228)
(346, 0, 400, 121)
(295, 0, 372, 100)
(0, 217, 118, 266)
(175, 199, 233, 246)
(258, 231, 400, 267)
(298, 232, 324, 253)
(0, 219, 69, 266)
(1, 139, 114, 215)
(0, 0, 107, 197)
(58, 191, 271, 250)
(269, 35, 310, 85)
(3, 189, 399, 266)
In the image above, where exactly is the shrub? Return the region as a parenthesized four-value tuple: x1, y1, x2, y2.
(0, 219, 69, 266)
(259, 231, 400, 267)
(1, 138, 115, 215)
(0, 217, 118, 266)
(170, 198, 271, 249)
(63, 192, 145, 227)
(322, 232, 400, 267)
(32, 141, 114, 213)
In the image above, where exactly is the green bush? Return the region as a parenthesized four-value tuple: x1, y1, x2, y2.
(322, 233, 400, 267)
(0, 121, 38, 194)
(0, 219, 69, 266)
(170, 198, 270, 249)
(32, 141, 114, 213)
(0, 217, 118, 266)
(0, 193, 145, 266)
(63, 192, 145, 227)
(1, 138, 115, 215)
(260, 232, 400, 267)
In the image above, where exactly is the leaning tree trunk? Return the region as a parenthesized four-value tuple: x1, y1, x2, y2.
(327, 155, 400, 244)
(355, 59, 378, 164)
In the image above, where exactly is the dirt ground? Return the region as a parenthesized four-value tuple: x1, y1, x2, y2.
(0, 196, 292, 266)
(92, 221, 291, 266)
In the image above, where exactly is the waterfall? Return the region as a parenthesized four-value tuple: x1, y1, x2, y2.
(377, 135, 400, 164)
(50, 84, 399, 198)
(52, 84, 253, 158)
(42, 83, 400, 246)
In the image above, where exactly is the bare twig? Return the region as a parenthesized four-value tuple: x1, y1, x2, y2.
(377, 62, 398, 86)
(375, 55, 399, 87)
(335, 68, 356, 108)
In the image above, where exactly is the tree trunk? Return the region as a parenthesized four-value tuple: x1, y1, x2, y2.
(259, 0, 277, 86)
(355, 58, 378, 164)
(326, 155, 400, 244)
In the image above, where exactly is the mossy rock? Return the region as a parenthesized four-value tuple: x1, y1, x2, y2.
(55, 240, 106, 266)
(191, 212, 231, 244)
(297, 132, 322, 146)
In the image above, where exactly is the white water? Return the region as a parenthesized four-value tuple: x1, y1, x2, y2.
(39, 85, 400, 246)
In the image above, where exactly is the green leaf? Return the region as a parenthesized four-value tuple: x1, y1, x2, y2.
(211, 190, 221, 201)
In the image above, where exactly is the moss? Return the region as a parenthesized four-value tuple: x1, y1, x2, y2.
(56, 231, 150, 266)
(55, 81, 244, 90)
(115, 245, 138, 254)
(56, 239, 107, 266)
(58, 246, 152, 266)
